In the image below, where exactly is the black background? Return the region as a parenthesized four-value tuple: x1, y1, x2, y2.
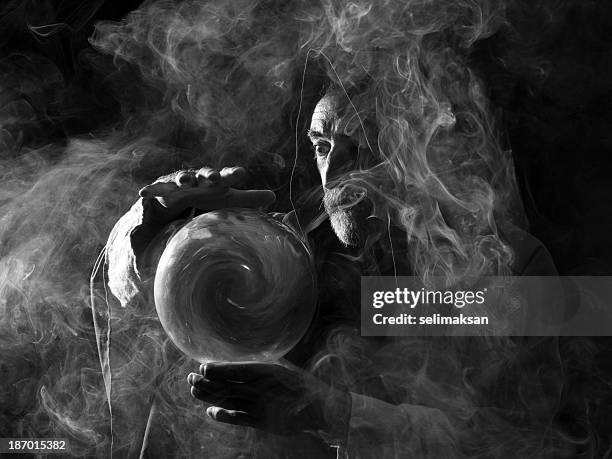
(2, 0, 612, 456)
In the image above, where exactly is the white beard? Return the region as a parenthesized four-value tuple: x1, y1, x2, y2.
(323, 187, 367, 247)
(328, 209, 362, 247)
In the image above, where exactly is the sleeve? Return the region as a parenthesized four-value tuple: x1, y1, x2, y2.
(515, 243, 558, 276)
(105, 198, 188, 308)
(337, 393, 459, 459)
(502, 225, 558, 276)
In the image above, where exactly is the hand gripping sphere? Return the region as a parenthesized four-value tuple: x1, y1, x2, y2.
(154, 209, 317, 363)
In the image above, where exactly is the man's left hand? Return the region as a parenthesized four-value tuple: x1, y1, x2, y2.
(188, 362, 351, 439)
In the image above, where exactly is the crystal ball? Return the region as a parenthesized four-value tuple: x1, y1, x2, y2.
(154, 209, 317, 363)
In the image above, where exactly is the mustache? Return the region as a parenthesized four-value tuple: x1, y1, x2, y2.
(322, 186, 368, 213)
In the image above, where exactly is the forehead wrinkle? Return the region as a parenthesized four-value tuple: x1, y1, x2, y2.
(311, 93, 353, 137)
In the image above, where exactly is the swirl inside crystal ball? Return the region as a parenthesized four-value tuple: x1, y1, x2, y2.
(154, 209, 317, 363)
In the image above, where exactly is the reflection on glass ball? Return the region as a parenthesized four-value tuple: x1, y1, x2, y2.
(154, 209, 317, 363)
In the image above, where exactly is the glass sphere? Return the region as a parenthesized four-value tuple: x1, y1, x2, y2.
(154, 209, 317, 363)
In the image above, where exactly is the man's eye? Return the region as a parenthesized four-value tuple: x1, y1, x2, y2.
(314, 144, 330, 157)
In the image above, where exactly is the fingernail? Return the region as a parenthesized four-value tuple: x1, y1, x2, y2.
(188, 373, 203, 385)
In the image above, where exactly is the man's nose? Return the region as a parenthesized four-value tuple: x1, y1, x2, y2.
(323, 136, 357, 187)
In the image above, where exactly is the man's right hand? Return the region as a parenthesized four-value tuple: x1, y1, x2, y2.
(138, 166, 276, 226)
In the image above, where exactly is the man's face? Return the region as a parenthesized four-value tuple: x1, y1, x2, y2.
(308, 92, 372, 247)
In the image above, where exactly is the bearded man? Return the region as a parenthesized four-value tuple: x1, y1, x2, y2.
(105, 86, 557, 458)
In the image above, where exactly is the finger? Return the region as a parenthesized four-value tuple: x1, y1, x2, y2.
(200, 362, 279, 382)
(175, 170, 198, 188)
(219, 167, 247, 186)
(189, 373, 241, 406)
(188, 372, 243, 393)
(190, 386, 246, 410)
(206, 406, 256, 428)
(196, 167, 221, 184)
(188, 372, 251, 396)
(225, 189, 276, 209)
(139, 181, 178, 198)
